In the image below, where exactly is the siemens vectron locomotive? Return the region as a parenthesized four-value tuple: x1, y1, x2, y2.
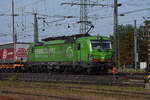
(27, 34, 113, 74)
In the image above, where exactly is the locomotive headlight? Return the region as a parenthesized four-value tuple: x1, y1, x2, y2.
(89, 55, 93, 61)
(101, 57, 105, 60)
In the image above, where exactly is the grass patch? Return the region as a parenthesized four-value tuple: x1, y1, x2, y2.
(9, 74, 18, 81)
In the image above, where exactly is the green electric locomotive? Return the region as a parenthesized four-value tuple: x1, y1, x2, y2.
(27, 34, 113, 74)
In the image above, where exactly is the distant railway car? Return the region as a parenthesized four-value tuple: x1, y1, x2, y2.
(27, 34, 113, 74)
(0, 42, 30, 72)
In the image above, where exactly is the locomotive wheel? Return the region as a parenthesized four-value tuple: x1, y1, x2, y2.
(86, 68, 93, 75)
(99, 67, 108, 74)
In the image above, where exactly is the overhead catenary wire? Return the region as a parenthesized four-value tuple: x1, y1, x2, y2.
(16, 0, 45, 10)
(122, 0, 150, 7)
(0, 0, 150, 43)
(120, 7, 150, 15)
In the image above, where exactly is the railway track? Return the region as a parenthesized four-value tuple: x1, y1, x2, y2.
(1, 86, 150, 100)
(0, 73, 119, 84)
(0, 72, 149, 100)
(0, 90, 81, 100)
(69, 88, 150, 99)
(0, 72, 145, 87)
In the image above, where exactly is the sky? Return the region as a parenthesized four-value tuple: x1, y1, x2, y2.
(0, 0, 150, 44)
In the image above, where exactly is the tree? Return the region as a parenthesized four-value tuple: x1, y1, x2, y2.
(118, 24, 134, 65)
(117, 20, 150, 67)
(138, 20, 150, 63)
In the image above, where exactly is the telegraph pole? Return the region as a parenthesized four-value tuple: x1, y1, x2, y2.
(113, 0, 118, 67)
(12, 0, 17, 43)
(34, 13, 39, 43)
(134, 20, 138, 70)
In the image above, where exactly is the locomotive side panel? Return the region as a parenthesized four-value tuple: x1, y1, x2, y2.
(28, 43, 76, 62)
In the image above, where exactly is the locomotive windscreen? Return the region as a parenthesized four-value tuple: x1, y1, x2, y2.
(91, 40, 111, 50)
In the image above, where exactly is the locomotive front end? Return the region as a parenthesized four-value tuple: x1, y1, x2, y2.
(89, 37, 113, 73)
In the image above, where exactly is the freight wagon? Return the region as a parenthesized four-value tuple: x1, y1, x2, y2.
(27, 34, 113, 74)
(0, 42, 30, 72)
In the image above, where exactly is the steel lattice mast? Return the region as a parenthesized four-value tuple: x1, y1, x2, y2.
(80, 0, 88, 34)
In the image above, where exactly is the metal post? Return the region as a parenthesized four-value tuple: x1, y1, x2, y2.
(134, 20, 138, 70)
(12, 0, 17, 61)
(12, 0, 17, 43)
(113, 0, 118, 67)
(118, 28, 120, 69)
(147, 24, 150, 72)
(145, 25, 150, 89)
(34, 13, 39, 43)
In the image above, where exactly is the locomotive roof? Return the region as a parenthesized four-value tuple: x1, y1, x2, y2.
(33, 35, 111, 46)
(42, 34, 90, 41)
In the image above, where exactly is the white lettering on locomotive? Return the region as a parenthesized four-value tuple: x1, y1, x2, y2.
(48, 48, 56, 56)
(66, 47, 73, 58)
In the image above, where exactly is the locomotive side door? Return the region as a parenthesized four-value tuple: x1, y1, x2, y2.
(76, 43, 81, 61)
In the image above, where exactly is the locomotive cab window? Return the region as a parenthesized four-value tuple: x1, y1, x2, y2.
(102, 40, 112, 49)
(91, 40, 111, 50)
(77, 43, 80, 50)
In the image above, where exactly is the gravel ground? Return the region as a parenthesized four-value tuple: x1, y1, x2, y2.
(0, 96, 27, 100)
(0, 81, 150, 100)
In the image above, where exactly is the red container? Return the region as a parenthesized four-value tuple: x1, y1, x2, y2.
(0, 48, 14, 60)
(0, 42, 30, 64)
